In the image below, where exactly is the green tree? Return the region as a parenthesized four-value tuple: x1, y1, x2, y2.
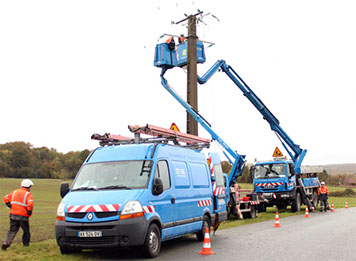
(221, 161, 232, 175)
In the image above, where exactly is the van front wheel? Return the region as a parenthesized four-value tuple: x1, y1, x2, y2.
(196, 215, 210, 241)
(142, 223, 161, 258)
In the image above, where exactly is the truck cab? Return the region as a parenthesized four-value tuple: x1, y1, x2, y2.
(252, 158, 296, 207)
(251, 157, 319, 211)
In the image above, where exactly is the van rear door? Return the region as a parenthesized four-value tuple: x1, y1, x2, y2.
(209, 153, 228, 221)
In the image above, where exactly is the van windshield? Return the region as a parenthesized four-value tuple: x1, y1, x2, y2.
(72, 160, 152, 191)
(254, 163, 287, 179)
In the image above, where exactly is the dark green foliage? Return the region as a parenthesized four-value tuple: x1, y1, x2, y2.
(238, 164, 252, 183)
(0, 142, 91, 179)
(318, 169, 356, 187)
(330, 188, 356, 197)
(221, 161, 232, 175)
(221, 161, 252, 183)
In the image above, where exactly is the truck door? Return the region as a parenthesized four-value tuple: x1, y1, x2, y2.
(150, 160, 176, 239)
(209, 153, 228, 220)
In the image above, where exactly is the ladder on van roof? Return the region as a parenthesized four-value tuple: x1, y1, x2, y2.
(91, 124, 211, 150)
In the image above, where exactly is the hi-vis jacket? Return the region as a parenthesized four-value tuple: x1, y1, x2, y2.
(318, 186, 329, 195)
(3, 187, 34, 218)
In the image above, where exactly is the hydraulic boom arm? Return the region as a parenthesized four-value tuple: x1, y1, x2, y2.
(197, 60, 307, 173)
(160, 68, 246, 186)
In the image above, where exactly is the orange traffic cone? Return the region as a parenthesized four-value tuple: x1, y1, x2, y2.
(273, 212, 281, 228)
(345, 201, 349, 209)
(199, 227, 215, 255)
(304, 206, 310, 218)
(331, 202, 335, 212)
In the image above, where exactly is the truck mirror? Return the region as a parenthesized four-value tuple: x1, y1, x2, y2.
(290, 164, 295, 176)
(60, 182, 69, 198)
(152, 178, 164, 195)
(249, 166, 255, 179)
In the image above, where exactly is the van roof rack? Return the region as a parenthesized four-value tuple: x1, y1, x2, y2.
(91, 124, 211, 150)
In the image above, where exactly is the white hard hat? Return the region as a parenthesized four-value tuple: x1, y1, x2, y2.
(21, 179, 34, 188)
(320, 181, 325, 185)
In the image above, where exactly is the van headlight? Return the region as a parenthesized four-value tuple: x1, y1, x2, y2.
(57, 203, 66, 221)
(120, 201, 144, 220)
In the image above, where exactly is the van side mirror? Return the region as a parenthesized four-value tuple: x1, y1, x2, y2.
(290, 164, 295, 176)
(60, 182, 69, 198)
(250, 166, 255, 179)
(152, 178, 163, 195)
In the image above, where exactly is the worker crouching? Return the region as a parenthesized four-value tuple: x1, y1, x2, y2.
(1, 179, 34, 251)
(318, 181, 329, 212)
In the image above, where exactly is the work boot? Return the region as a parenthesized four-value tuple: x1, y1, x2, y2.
(1, 244, 9, 251)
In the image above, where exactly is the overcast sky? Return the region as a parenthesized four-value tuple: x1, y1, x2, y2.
(1, 0, 355, 166)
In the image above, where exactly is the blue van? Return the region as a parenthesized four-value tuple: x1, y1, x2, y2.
(55, 130, 228, 257)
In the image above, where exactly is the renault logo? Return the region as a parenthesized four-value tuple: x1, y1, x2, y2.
(87, 212, 94, 221)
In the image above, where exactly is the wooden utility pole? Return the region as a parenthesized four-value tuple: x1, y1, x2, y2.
(186, 15, 198, 136)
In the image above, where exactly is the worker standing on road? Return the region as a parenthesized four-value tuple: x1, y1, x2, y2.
(318, 181, 329, 212)
(1, 179, 34, 251)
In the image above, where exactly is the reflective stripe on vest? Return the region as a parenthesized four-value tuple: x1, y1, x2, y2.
(23, 192, 29, 205)
(11, 201, 28, 207)
(11, 190, 17, 201)
(10, 190, 29, 207)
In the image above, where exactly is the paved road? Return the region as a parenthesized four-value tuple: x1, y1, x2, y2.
(93, 208, 356, 260)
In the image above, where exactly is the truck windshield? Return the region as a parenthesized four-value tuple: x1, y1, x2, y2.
(72, 160, 152, 191)
(254, 163, 286, 179)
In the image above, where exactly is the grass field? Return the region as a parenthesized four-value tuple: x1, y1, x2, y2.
(0, 178, 355, 260)
(0, 179, 69, 244)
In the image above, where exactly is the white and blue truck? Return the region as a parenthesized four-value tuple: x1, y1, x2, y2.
(252, 159, 320, 212)
(55, 125, 229, 257)
(55, 122, 260, 257)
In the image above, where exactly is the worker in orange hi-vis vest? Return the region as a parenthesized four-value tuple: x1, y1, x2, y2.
(1, 179, 34, 251)
(318, 181, 329, 212)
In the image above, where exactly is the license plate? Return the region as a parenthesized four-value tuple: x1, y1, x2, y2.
(263, 186, 274, 189)
(78, 231, 102, 237)
(263, 193, 273, 198)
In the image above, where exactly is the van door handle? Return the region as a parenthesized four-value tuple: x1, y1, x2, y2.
(171, 198, 175, 204)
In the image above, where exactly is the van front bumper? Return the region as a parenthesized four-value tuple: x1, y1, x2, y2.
(55, 216, 149, 249)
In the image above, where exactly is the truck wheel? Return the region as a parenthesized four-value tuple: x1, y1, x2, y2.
(312, 191, 318, 209)
(291, 192, 301, 212)
(243, 205, 257, 219)
(250, 205, 257, 219)
(258, 203, 267, 213)
(142, 223, 161, 258)
(196, 215, 210, 242)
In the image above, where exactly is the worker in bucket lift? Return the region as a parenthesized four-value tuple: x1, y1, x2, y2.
(1, 179, 34, 250)
(318, 181, 329, 212)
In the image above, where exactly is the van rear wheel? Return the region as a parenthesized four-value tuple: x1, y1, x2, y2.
(142, 223, 161, 258)
(196, 215, 210, 241)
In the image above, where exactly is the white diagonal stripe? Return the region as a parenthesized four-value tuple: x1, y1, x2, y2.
(93, 205, 102, 212)
(106, 204, 116, 211)
(69, 205, 80, 213)
(80, 205, 91, 212)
